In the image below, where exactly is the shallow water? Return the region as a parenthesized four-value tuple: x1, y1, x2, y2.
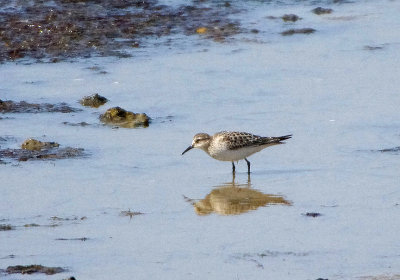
(1, 0, 400, 279)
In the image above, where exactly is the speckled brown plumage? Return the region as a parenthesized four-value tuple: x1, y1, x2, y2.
(182, 131, 292, 174)
(218, 131, 290, 150)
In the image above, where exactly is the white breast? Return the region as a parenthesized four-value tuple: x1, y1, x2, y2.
(208, 145, 266, 162)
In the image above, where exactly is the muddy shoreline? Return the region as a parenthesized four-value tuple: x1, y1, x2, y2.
(0, 0, 241, 63)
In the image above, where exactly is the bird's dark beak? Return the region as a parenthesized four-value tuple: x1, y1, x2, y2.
(182, 145, 193, 155)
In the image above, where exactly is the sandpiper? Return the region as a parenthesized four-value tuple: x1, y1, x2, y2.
(182, 131, 292, 174)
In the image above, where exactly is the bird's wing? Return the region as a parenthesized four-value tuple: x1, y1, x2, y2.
(220, 132, 265, 150)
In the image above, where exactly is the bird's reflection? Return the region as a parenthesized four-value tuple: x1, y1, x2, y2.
(187, 175, 292, 216)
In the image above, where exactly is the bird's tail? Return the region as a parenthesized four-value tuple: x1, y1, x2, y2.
(263, 134, 292, 146)
(275, 134, 292, 142)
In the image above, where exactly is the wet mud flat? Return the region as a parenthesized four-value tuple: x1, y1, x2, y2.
(0, 0, 241, 62)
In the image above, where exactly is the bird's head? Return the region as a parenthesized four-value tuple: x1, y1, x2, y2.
(182, 133, 211, 155)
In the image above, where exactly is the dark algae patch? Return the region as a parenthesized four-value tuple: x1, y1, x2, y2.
(63, 121, 92, 127)
(0, 99, 80, 113)
(267, 14, 301, 22)
(56, 237, 89, 241)
(234, 250, 309, 269)
(0, 138, 85, 162)
(281, 14, 301, 22)
(281, 28, 316, 36)
(312, 7, 333, 15)
(378, 146, 400, 153)
(364, 146, 400, 154)
(24, 223, 41, 227)
(120, 209, 144, 218)
(364, 45, 384, 51)
(0, 224, 14, 231)
(303, 212, 322, 217)
(0, 0, 241, 62)
(6, 265, 65, 275)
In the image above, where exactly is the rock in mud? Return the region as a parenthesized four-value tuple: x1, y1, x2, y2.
(0, 99, 80, 113)
(21, 138, 59, 151)
(281, 14, 301, 22)
(100, 107, 150, 128)
(6, 265, 65, 275)
(281, 28, 316, 36)
(312, 7, 333, 15)
(79, 93, 108, 108)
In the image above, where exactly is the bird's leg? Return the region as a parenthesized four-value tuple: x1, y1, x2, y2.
(244, 158, 251, 174)
(232, 161, 236, 174)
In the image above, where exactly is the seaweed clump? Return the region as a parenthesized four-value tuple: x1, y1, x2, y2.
(281, 14, 301, 22)
(6, 265, 65, 275)
(0, 138, 85, 162)
(0, 224, 14, 231)
(21, 138, 59, 151)
(100, 107, 150, 128)
(79, 93, 108, 108)
(312, 7, 333, 15)
(0, 99, 80, 113)
(281, 28, 316, 36)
